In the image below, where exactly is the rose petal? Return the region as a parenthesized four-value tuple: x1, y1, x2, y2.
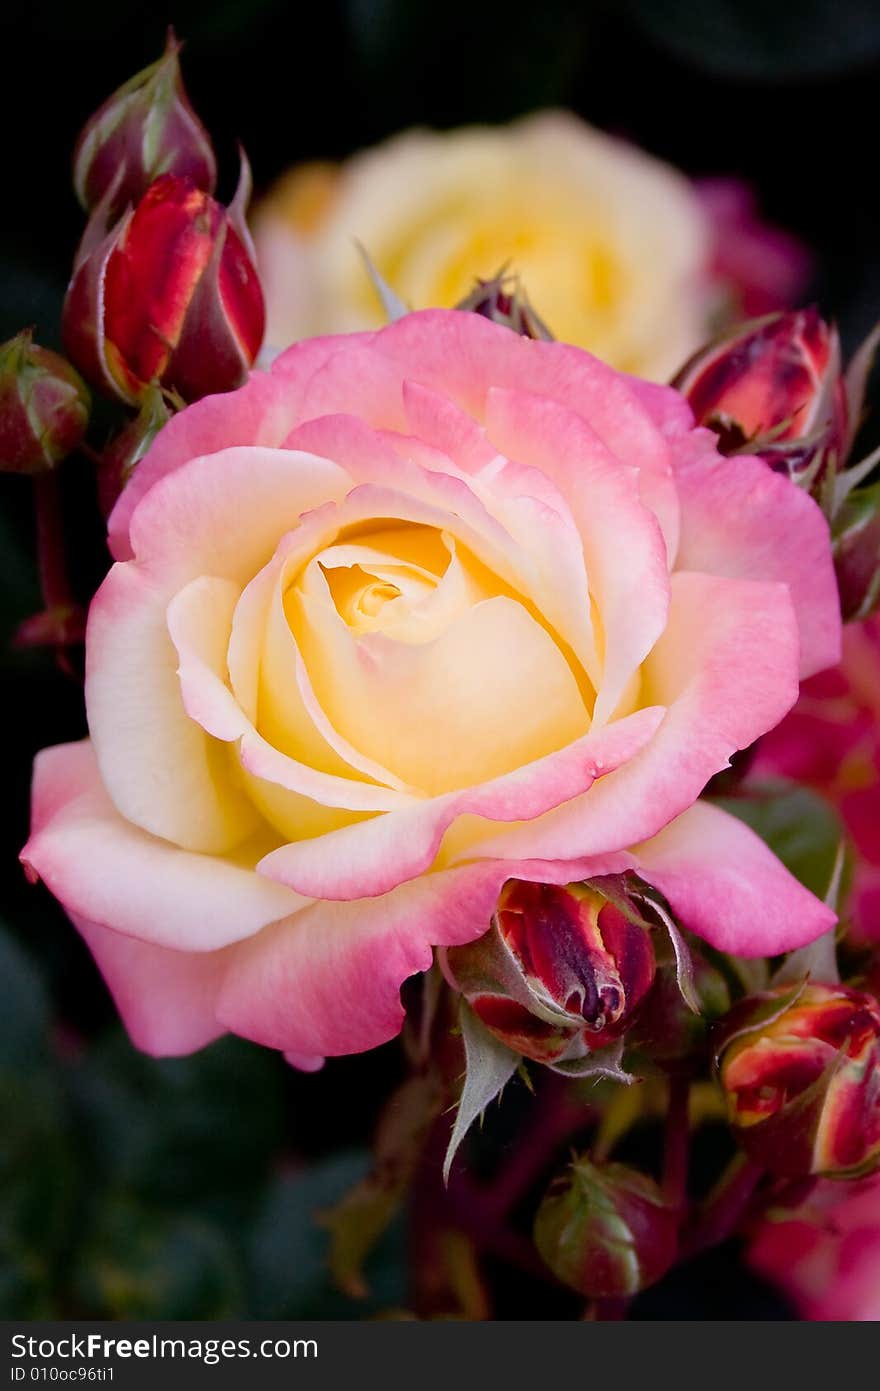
(366, 310, 682, 559)
(73, 913, 230, 1056)
(166, 574, 416, 826)
(292, 570, 590, 794)
(108, 335, 372, 558)
(257, 704, 663, 899)
(484, 386, 670, 724)
(218, 853, 632, 1057)
(22, 741, 302, 950)
(284, 410, 601, 686)
(87, 563, 259, 851)
(633, 800, 836, 956)
(471, 570, 799, 862)
(127, 446, 352, 580)
(672, 433, 841, 679)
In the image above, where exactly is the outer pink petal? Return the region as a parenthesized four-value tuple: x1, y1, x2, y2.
(633, 799, 835, 956)
(257, 705, 664, 899)
(282, 414, 531, 589)
(629, 382, 840, 680)
(22, 740, 302, 951)
(73, 912, 231, 1056)
(671, 434, 841, 679)
(401, 378, 499, 472)
(361, 310, 681, 560)
(108, 334, 373, 559)
(109, 372, 287, 560)
(126, 446, 352, 580)
(218, 853, 632, 1057)
(111, 311, 683, 567)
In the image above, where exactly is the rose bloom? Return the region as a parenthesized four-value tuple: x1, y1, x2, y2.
(254, 113, 807, 382)
(749, 1176, 880, 1321)
(22, 310, 840, 1065)
(752, 615, 880, 939)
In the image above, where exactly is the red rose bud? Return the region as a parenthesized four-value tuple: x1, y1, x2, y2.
(63, 168, 265, 404)
(456, 272, 553, 340)
(0, 330, 90, 474)
(718, 983, 880, 1179)
(832, 482, 880, 621)
(445, 880, 655, 1065)
(674, 308, 848, 489)
(73, 32, 216, 220)
(96, 385, 172, 517)
(534, 1157, 677, 1298)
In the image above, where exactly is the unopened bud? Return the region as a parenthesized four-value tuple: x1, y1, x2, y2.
(0, 330, 90, 475)
(675, 308, 848, 491)
(445, 879, 655, 1065)
(73, 32, 216, 220)
(534, 1157, 677, 1298)
(456, 272, 553, 340)
(718, 982, 880, 1179)
(63, 167, 265, 405)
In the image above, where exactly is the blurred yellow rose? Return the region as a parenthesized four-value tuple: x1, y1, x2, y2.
(254, 112, 717, 381)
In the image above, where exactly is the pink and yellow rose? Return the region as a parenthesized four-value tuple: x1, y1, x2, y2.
(22, 309, 840, 1065)
(255, 113, 807, 382)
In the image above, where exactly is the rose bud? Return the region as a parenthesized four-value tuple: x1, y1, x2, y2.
(73, 31, 216, 220)
(534, 1157, 678, 1298)
(444, 880, 655, 1065)
(0, 330, 90, 475)
(456, 272, 553, 340)
(63, 168, 265, 405)
(718, 982, 880, 1179)
(674, 308, 848, 490)
(832, 482, 880, 621)
(96, 385, 172, 518)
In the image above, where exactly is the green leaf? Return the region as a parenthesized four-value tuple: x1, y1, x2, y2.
(321, 1071, 445, 1298)
(711, 784, 845, 900)
(622, 0, 880, 80)
(69, 1032, 285, 1205)
(0, 1067, 80, 1304)
(550, 1037, 632, 1082)
(0, 919, 50, 1069)
(74, 1198, 243, 1318)
(247, 1150, 408, 1318)
(356, 242, 410, 323)
(444, 1004, 519, 1183)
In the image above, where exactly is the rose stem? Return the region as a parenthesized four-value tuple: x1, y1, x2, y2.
(34, 470, 73, 612)
(681, 1152, 765, 1260)
(584, 1297, 630, 1321)
(662, 1073, 691, 1212)
(478, 1073, 589, 1221)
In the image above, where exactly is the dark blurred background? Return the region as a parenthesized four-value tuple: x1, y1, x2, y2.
(2, 0, 878, 1318)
